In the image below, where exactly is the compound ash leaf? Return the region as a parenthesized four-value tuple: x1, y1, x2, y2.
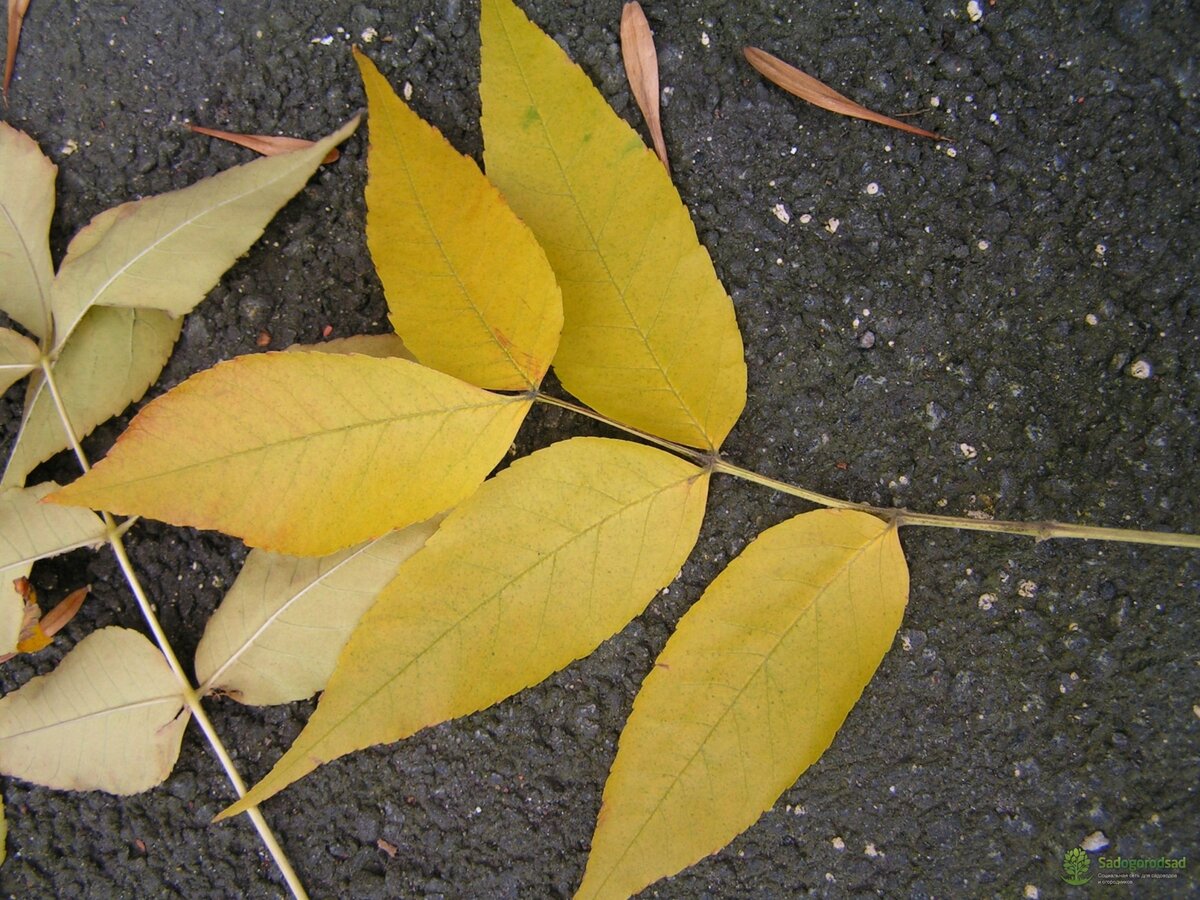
(195, 516, 442, 706)
(355, 49, 562, 392)
(48, 352, 531, 556)
(2, 307, 182, 487)
(0, 481, 107, 579)
(220, 436, 710, 818)
(481, 0, 746, 451)
(743, 47, 945, 141)
(0, 326, 39, 394)
(0, 626, 189, 794)
(0, 122, 55, 340)
(48, 116, 360, 351)
(578, 509, 909, 899)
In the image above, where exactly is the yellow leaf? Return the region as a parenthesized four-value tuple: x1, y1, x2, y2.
(220, 436, 710, 818)
(2, 307, 182, 487)
(355, 49, 562, 391)
(0, 626, 189, 794)
(480, 0, 745, 450)
(0, 326, 39, 395)
(578, 509, 908, 899)
(48, 117, 360, 351)
(0, 482, 108, 575)
(195, 516, 441, 705)
(0, 122, 55, 340)
(286, 332, 414, 361)
(48, 352, 530, 556)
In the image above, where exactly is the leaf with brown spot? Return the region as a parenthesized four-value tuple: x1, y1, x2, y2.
(743, 46, 946, 141)
(187, 124, 341, 164)
(620, 2, 668, 172)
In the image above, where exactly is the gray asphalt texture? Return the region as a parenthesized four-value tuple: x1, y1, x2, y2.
(2, 0, 1198, 897)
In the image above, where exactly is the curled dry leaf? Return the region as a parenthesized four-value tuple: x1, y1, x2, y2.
(187, 124, 341, 164)
(620, 1, 669, 172)
(743, 46, 946, 142)
(4, 0, 31, 102)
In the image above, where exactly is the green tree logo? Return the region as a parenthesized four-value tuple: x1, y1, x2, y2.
(1061, 847, 1093, 885)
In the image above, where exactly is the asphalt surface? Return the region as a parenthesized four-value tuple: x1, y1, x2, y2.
(1, 0, 1197, 897)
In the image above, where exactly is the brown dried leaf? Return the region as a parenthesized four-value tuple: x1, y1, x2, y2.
(743, 46, 946, 142)
(4, 0, 31, 102)
(620, 2, 669, 172)
(187, 124, 341, 164)
(36, 584, 89, 638)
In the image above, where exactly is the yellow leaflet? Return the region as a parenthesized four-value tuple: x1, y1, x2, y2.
(0, 123, 55, 340)
(0, 326, 40, 395)
(2, 307, 182, 487)
(480, 0, 746, 450)
(356, 50, 562, 391)
(48, 117, 359, 351)
(221, 436, 709, 818)
(50, 352, 530, 556)
(578, 509, 908, 899)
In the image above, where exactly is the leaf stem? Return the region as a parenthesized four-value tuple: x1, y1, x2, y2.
(532, 394, 1199, 550)
(38, 358, 311, 899)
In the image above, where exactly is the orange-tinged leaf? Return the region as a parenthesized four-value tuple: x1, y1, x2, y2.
(3, 0, 30, 102)
(481, 0, 745, 450)
(578, 509, 909, 899)
(220, 436, 710, 818)
(34, 584, 88, 638)
(48, 352, 530, 556)
(620, 2, 668, 172)
(187, 124, 341, 164)
(354, 49, 563, 391)
(0, 122, 55, 339)
(287, 332, 414, 361)
(744, 46, 946, 141)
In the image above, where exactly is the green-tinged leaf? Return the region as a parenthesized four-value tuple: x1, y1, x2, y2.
(0, 123, 55, 340)
(355, 50, 562, 391)
(195, 516, 442, 705)
(221, 436, 709, 817)
(48, 117, 359, 351)
(0, 793, 6, 865)
(0, 626, 189, 794)
(481, 0, 745, 450)
(287, 332, 414, 360)
(2, 307, 182, 487)
(577, 509, 908, 899)
(0, 326, 39, 394)
(49, 352, 530, 556)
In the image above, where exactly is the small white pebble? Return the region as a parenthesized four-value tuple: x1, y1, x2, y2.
(799, 213, 812, 224)
(771, 203, 791, 224)
(311, 35, 335, 45)
(1018, 580, 1038, 598)
(864, 842, 881, 858)
(403, 81, 414, 101)
(60, 138, 79, 156)
(1193, 704, 1200, 719)
(700, 31, 710, 47)
(945, 146, 957, 158)
(977, 239, 990, 251)
(1024, 886, 1040, 900)
(1095, 243, 1107, 257)
(930, 96, 941, 107)
(990, 112, 1001, 124)
(865, 182, 879, 195)
(825, 217, 840, 234)
(831, 836, 845, 850)
(1085, 313, 1099, 326)
(967, 0, 983, 22)
(1081, 831, 1109, 852)
(1128, 359, 1152, 379)
(978, 593, 996, 611)
(959, 442, 977, 460)
(361, 26, 379, 43)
